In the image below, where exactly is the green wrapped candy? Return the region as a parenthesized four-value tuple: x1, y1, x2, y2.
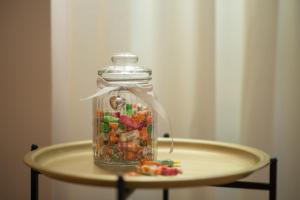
(147, 124, 152, 135)
(126, 104, 132, 111)
(125, 104, 133, 115)
(103, 115, 119, 123)
(119, 123, 126, 130)
(100, 122, 110, 133)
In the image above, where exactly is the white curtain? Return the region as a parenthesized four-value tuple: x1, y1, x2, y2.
(51, 0, 300, 199)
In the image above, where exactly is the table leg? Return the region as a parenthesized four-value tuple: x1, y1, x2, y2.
(117, 176, 125, 200)
(31, 144, 39, 200)
(163, 189, 169, 200)
(117, 175, 135, 200)
(269, 158, 277, 200)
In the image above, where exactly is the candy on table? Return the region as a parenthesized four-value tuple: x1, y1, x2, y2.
(160, 166, 182, 176)
(137, 165, 161, 176)
(157, 159, 181, 167)
(137, 165, 182, 176)
(140, 159, 180, 167)
(141, 160, 162, 166)
(136, 159, 182, 176)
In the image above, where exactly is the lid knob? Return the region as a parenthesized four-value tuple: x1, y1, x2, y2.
(111, 53, 138, 65)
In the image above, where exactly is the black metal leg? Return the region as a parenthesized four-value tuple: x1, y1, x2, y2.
(117, 176, 125, 200)
(269, 158, 277, 200)
(117, 176, 134, 200)
(31, 144, 39, 200)
(163, 189, 169, 200)
(212, 157, 278, 200)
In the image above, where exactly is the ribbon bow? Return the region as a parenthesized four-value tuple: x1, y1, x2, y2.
(81, 77, 173, 153)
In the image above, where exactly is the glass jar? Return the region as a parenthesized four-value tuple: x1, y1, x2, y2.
(92, 53, 157, 169)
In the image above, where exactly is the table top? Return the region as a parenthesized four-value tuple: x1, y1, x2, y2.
(24, 138, 269, 188)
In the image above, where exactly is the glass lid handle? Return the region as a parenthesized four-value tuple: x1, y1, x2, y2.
(111, 53, 138, 65)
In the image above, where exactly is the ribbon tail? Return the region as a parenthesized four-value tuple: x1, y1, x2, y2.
(80, 86, 120, 101)
(129, 88, 174, 153)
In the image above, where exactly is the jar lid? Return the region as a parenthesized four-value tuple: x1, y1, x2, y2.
(98, 53, 152, 81)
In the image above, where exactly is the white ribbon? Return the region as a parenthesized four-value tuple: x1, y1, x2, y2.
(81, 77, 173, 153)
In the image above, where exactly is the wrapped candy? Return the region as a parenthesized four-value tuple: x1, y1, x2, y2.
(103, 115, 119, 123)
(119, 115, 143, 129)
(118, 142, 141, 153)
(157, 159, 181, 167)
(109, 122, 119, 129)
(120, 130, 139, 142)
(137, 163, 182, 176)
(160, 166, 182, 176)
(108, 132, 119, 144)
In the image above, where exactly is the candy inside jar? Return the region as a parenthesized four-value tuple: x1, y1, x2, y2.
(93, 93, 156, 166)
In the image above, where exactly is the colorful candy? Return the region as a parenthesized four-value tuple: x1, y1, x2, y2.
(100, 122, 110, 133)
(160, 166, 182, 176)
(157, 159, 181, 167)
(94, 102, 154, 164)
(103, 115, 119, 123)
(108, 132, 119, 144)
(109, 122, 119, 129)
(137, 165, 162, 176)
(137, 164, 182, 176)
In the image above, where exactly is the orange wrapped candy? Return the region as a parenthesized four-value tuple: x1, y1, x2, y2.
(139, 127, 148, 141)
(108, 132, 119, 144)
(124, 152, 137, 160)
(109, 122, 118, 129)
(133, 111, 147, 122)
